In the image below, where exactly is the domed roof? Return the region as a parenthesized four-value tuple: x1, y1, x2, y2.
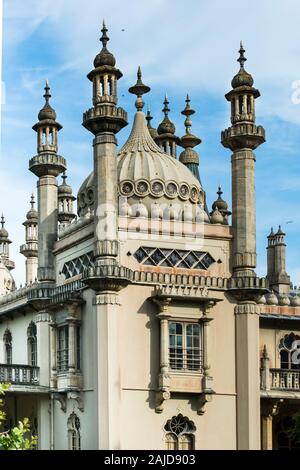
(38, 103, 57, 121)
(0, 216, 9, 240)
(77, 110, 204, 217)
(212, 187, 228, 211)
(231, 42, 254, 89)
(26, 195, 38, 222)
(94, 22, 116, 68)
(58, 174, 73, 196)
(0, 259, 15, 295)
(157, 96, 176, 135)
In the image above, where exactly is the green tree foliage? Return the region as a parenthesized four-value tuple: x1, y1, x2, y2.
(286, 411, 300, 446)
(0, 383, 37, 450)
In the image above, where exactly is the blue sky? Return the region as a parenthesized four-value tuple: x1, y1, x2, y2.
(2, 0, 300, 285)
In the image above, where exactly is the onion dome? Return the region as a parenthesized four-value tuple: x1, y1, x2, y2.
(26, 194, 38, 222)
(78, 68, 205, 221)
(146, 106, 158, 139)
(38, 81, 57, 122)
(0, 259, 15, 295)
(278, 294, 290, 306)
(0, 215, 9, 241)
(257, 295, 266, 305)
(94, 21, 116, 68)
(211, 186, 231, 225)
(58, 173, 73, 196)
(291, 295, 300, 307)
(266, 291, 279, 305)
(231, 42, 254, 89)
(210, 206, 224, 224)
(157, 96, 176, 135)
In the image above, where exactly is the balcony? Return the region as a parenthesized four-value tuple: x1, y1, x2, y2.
(269, 368, 300, 391)
(261, 364, 300, 399)
(0, 364, 39, 386)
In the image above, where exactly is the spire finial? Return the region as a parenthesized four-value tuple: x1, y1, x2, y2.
(30, 194, 35, 210)
(238, 41, 247, 70)
(181, 94, 195, 134)
(128, 67, 151, 111)
(217, 186, 223, 198)
(1, 214, 5, 229)
(100, 20, 109, 48)
(62, 171, 67, 184)
(43, 80, 51, 104)
(163, 95, 170, 118)
(146, 106, 152, 126)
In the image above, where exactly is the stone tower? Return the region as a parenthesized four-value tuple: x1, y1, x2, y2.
(20, 195, 38, 284)
(222, 43, 267, 450)
(29, 81, 66, 283)
(267, 226, 290, 294)
(221, 42, 265, 278)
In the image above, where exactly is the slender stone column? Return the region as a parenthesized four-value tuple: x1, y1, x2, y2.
(37, 175, 58, 281)
(235, 302, 260, 450)
(50, 324, 57, 389)
(231, 149, 257, 276)
(36, 311, 52, 387)
(68, 322, 76, 374)
(261, 415, 273, 450)
(94, 292, 121, 449)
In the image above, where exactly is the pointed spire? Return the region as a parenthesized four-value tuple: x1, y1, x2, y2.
(146, 105, 158, 139)
(237, 41, 247, 70)
(62, 171, 67, 185)
(163, 95, 170, 118)
(1, 214, 5, 230)
(217, 186, 223, 199)
(157, 95, 176, 136)
(128, 67, 150, 111)
(100, 20, 109, 48)
(30, 193, 35, 210)
(43, 80, 51, 104)
(180, 95, 201, 148)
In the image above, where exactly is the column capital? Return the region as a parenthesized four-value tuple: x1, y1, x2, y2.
(234, 302, 260, 315)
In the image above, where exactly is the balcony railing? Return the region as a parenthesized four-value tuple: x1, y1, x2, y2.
(0, 364, 40, 386)
(270, 368, 300, 391)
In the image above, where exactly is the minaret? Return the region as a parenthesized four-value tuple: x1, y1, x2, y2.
(29, 81, 66, 282)
(20, 195, 38, 284)
(58, 173, 76, 229)
(271, 226, 290, 294)
(82, 22, 127, 268)
(266, 227, 275, 285)
(221, 42, 265, 278)
(0, 215, 15, 271)
(146, 106, 158, 139)
(155, 95, 179, 157)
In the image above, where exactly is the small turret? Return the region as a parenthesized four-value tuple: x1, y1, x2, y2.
(211, 186, 231, 225)
(267, 226, 290, 294)
(155, 95, 180, 157)
(0, 215, 15, 271)
(58, 173, 76, 228)
(20, 195, 38, 284)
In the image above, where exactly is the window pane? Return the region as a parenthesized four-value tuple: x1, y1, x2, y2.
(186, 323, 201, 371)
(169, 322, 183, 370)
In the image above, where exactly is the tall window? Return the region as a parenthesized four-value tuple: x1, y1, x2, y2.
(68, 413, 81, 450)
(164, 414, 195, 450)
(3, 329, 12, 364)
(27, 322, 37, 367)
(169, 322, 202, 371)
(57, 326, 69, 372)
(279, 333, 300, 370)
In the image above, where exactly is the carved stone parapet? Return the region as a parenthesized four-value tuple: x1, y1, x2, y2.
(221, 124, 265, 151)
(82, 105, 128, 135)
(82, 264, 133, 292)
(29, 153, 66, 177)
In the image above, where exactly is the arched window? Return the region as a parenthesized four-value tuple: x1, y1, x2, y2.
(3, 329, 12, 364)
(279, 333, 300, 370)
(68, 413, 81, 450)
(164, 414, 195, 450)
(27, 322, 37, 367)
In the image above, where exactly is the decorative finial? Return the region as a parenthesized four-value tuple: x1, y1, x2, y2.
(43, 80, 51, 104)
(217, 186, 223, 199)
(1, 214, 5, 229)
(163, 95, 170, 118)
(100, 21, 109, 48)
(128, 67, 151, 111)
(62, 171, 67, 184)
(238, 41, 247, 70)
(30, 194, 35, 210)
(181, 94, 195, 135)
(146, 106, 153, 126)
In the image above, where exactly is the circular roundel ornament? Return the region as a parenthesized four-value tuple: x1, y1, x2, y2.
(135, 179, 150, 197)
(120, 180, 134, 197)
(165, 181, 178, 199)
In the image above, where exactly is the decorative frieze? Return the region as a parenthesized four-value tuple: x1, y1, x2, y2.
(94, 292, 120, 305)
(234, 302, 260, 315)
